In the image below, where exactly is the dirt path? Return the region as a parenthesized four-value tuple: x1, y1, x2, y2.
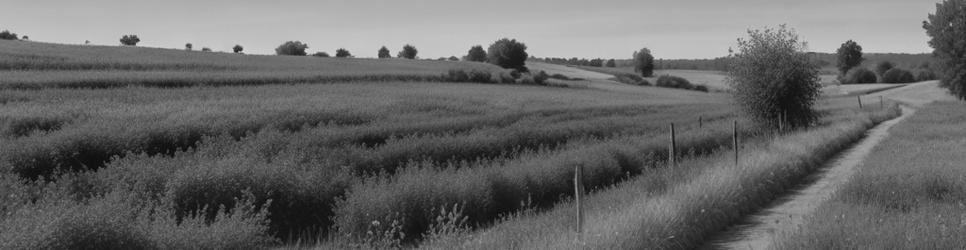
(701, 105, 916, 250)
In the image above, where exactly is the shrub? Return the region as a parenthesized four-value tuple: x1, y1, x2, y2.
(398, 44, 418, 59)
(0, 30, 18, 40)
(201, 47, 212, 52)
(467, 70, 493, 83)
(924, 0, 966, 100)
(656, 75, 694, 89)
(881, 68, 916, 84)
(120, 35, 140, 46)
(727, 25, 821, 129)
(606, 59, 617, 67)
(509, 70, 522, 79)
(336, 48, 352, 58)
(532, 71, 549, 85)
(378, 46, 391, 59)
(233, 45, 243, 54)
(875, 61, 895, 79)
(610, 73, 650, 86)
(444, 69, 493, 84)
(916, 70, 938, 82)
(448, 56, 459, 61)
(634, 48, 655, 77)
(185, 43, 192, 51)
(446, 69, 470, 82)
(312, 52, 330, 58)
(275, 41, 308, 56)
(487, 38, 528, 71)
(694, 85, 709, 92)
(465, 45, 488, 62)
(836, 40, 864, 76)
(841, 67, 878, 84)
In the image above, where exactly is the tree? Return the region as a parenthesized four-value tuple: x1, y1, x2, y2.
(20, 36, 28, 41)
(0, 30, 18, 40)
(275, 41, 308, 56)
(924, 0, 966, 100)
(448, 56, 460, 61)
(378, 46, 391, 59)
(606, 59, 617, 67)
(312, 52, 330, 57)
(335, 48, 352, 58)
(634, 48, 655, 77)
(842, 68, 878, 84)
(727, 25, 821, 129)
(875, 61, 895, 79)
(233, 45, 244, 54)
(398, 44, 418, 59)
(201, 47, 212, 52)
(185, 43, 193, 51)
(119, 35, 140, 46)
(836, 40, 864, 77)
(487, 38, 528, 71)
(466, 45, 487, 62)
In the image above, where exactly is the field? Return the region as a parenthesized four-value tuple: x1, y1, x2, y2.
(776, 102, 966, 249)
(0, 40, 930, 249)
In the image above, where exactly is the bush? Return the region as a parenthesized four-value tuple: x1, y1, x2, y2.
(201, 47, 212, 52)
(610, 73, 650, 86)
(312, 52, 330, 58)
(336, 48, 352, 58)
(606, 59, 617, 67)
(448, 56, 459, 61)
(634, 48, 655, 77)
(924, 0, 966, 100)
(875, 61, 895, 78)
(694, 85, 709, 92)
(275, 41, 308, 56)
(836, 40, 864, 76)
(656, 75, 693, 89)
(398, 44, 418, 59)
(120, 35, 140, 46)
(465, 45, 488, 62)
(532, 71, 549, 85)
(185, 43, 192, 51)
(444, 69, 493, 84)
(378, 46, 391, 59)
(233, 45, 244, 54)
(727, 25, 821, 129)
(841, 67, 878, 84)
(916, 70, 938, 82)
(487, 38, 528, 71)
(0, 30, 18, 40)
(881, 68, 916, 84)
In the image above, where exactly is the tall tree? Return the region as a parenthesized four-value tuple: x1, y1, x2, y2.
(835, 40, 864, 77)
(233, 45, 244, 53)
(398, 44, 418, 59)
(275, 41, 308, 56)
(378, 46, 391, 58)
(634, 48, 655, 77)
(924, 0, 966, 100)
(466, 45, 487, 62)
(336, 48, 352, 58)
(119, 35, 140, 46)
(487, 38, 528, 71)
(185, 43, 193, 51)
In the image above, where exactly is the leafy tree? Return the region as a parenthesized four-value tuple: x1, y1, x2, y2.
(312, 52, 330, 57)
(201, 47, 212, 52)
(842, 68, 878, 84)
(875, 61, 894, 78)
(836, 40, 864, 76)
(335, 48, 352, 58)
(727, 25, 821, 129)
(185, 43, 193, 51)
(119, 35, 140, 46)
(881, 68, 916, 84)
(398, 44, 418, 59)
(487, 38, 529, 71)
(233, 45, 244, 53)
(275, 41, 308, 56)
(606, 59, 617, 67)
(466, 45, 487, 62)
(0, 30, 18, 40)
(378, 46, 391, 59)
(924, 0, 966, 100)
(634, 48, 655, 77)
(20, 36, 28, 41)
(448, 56, 459, 61)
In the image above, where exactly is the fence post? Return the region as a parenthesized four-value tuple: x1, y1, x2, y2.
(734, 121, 739, 167)
(880, 96, 884, 109)
(574, 164, 584, 243)
(858, 95, 863, 109)
(669, 123, 676, 167)
(699, 116, 703, 129)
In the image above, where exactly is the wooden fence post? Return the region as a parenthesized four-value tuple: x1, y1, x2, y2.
(574, 164, 584, 243)
(669, 123, 676, 167)
(699, 116, 703, 129)
(880, 96, 884, 109)
(734, 121, 739, 167)
(857, 96, 863, 109)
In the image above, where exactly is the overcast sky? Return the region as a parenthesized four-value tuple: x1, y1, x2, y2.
(2, 0, 941, 59)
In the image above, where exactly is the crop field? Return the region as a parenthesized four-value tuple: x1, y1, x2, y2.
(776, 102, 966, 249)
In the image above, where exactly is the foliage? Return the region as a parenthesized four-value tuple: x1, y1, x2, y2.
(378, 46, 391, 59)
(465, 45, 487, 62)
(634, 48, 655, 77)
(836, 40, 864, 76)
(0, 30, 18, 40)
(312, 52, 330, 58)
(924, 0, 966, 100)
(841, 67, 878, 84)
(185, 43, 192, 51)
(606, 59, 617, 67)
(487, 38, 528, 71)
(448, 56, 459, 61)
(880, 68, 916, 84)
(610, 73, 650, 86)
(875, 61, 895, 78)
(275, 41, 308, 56)
(233, 45, 243, 54)
(120, 35, 140, 46)
(727, 25, 821, 128)
(336, 48, 352, 58)
(398, 44, 418, 59)
(201, 47, 212, 52)
(916, 69, 938, 82)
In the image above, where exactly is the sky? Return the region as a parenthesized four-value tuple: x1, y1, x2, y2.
(1, 0, 942, 59)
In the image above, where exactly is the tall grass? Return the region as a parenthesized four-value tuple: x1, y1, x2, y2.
(777, 102, 966, 249)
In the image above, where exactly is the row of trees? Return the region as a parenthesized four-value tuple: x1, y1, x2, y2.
(0, 29, 22, 40)
(540, 58, 618, 67)
(271, 39, 531, 71)
(836, 40, 937, 84)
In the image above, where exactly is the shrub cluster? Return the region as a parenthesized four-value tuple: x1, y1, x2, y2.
(444, 69, 549, 85)
(656, 75, 709, 92)
(610, 73, 651, 86)
(916, 70, 938, 82)
(841, 68, 878, 84)
(881, 68, 916, 84)
(1, 30, 19, 40)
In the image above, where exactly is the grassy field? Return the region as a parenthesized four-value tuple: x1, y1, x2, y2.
(776, 102, 966, 249)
